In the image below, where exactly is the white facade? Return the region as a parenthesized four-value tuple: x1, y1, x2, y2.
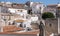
(8, 8, 33, 28)
(23, 19, 31, 28)
(0, 6, 9, 27)
(57, 4, 60, 7)
(31, 16, 38, 22)
(30, 2, 45, 14)
(8, 8, 27, 19)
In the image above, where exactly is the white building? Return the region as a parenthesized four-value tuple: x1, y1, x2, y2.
(8, 8, 27, 19)
(0, 2, 39, 32)
(30, 2, 45, 14)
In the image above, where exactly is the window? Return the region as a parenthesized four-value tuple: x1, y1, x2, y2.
(28, 10, 31, 14)
(20, 22, 23, 27)
(40, 7, 41, 10)
(49, 23, 52, 27)
(21, 10, 22, 12)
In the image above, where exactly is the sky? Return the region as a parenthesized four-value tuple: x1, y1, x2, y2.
(0, 0, 60, 5)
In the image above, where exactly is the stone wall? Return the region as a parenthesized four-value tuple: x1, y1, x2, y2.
(45, 18, 58, 36)
(58, 18, 60, 34)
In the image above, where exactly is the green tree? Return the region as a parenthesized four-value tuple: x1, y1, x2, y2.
(42, 12, 55, 19)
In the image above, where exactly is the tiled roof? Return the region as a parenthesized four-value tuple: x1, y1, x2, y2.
(3, 25, 24, 32)
(10, 4, 25, 9)
(0, 3, 3, 6)
(15, 19, 25, 22)
(47, 4, 57, 6)
(13, 30, 39, 34)
(0, 30, 39, 34)
(47, 4, 57, 7)
(0, 3, 25, 9)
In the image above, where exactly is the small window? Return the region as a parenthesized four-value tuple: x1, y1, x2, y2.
(49, 24, 52, 27)
(21, 10, 22, 12)
(40, 7, 41, 10)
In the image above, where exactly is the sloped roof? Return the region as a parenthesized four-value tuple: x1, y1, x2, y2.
(3, 25, 24, 32)
(0, 2, 25, 9)
(47, 4, 57, 7)
(47, 4, 57, 6)
(11, 4, 25, 9)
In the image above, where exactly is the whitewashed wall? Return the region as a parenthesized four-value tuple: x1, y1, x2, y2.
(30, 2, 45, 14)
(8, 8, 27, 14)
(8, 8, 27, 19)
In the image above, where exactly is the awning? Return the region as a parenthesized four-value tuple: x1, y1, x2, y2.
(15, 19, 25, 22)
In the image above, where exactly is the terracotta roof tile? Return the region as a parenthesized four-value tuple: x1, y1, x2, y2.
(47, 4, 57, 7)
(0, 30, 39, 34)
(3, 25, 24, 32)
(11, 4, 25, 9)
(0, 3, 25, 9)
